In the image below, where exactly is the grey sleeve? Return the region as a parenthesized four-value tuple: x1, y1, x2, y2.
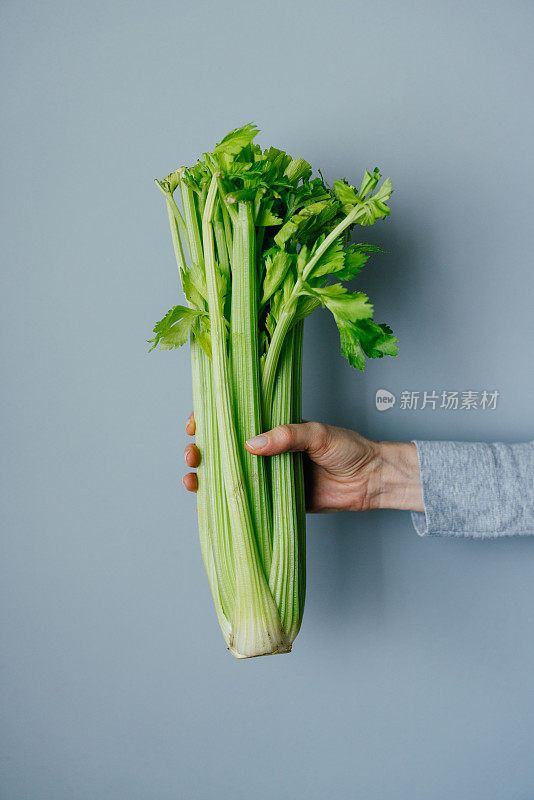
(410, 441, 534, 538)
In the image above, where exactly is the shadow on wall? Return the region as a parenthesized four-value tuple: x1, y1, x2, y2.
(303, 305, 386, 632)
(301, 211, 436, 633)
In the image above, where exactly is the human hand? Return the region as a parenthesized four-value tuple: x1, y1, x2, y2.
(183, 415, 423, 513)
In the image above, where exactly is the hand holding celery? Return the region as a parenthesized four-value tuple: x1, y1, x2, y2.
(151, 124, 397, 657)
(184, 419, 424, 514)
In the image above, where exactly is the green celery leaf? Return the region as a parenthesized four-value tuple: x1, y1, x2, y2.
(269, 284, 286, 324)
(314, 284, 374, 322)
(262, 147, 292, 179)
(286, 178, 330, 217)
(298, 282, 375, 368)
(333, 246, 368, 280)
(371, 177, 392, 203)
(333, 179, 359, 208)
(358, 178, 393, 226)
(308, 237, 346, 279)
(284, 158, 312, 184)
(292, 201, 342, 247)
(274, 197, 340, 248)
(358, 168, 381, 198)
(256, 206, 283, 226)
(265, 309, 277, 339)
(216, 266, 228, 302)
(192, 318, 212, 359)
(300, 278, 397, 368)
(274, 215, 306, 247)
(267, 269, 297, 327)
(281, 269, 296, 303)
(156, 168, 182, 195)
(336, 243, 384, 280)
(226, 188, 258, 204)
(181, 161, 211, 193)
(296, 244, 309, 276)
(261, 250, 294, 306)
(293, 294, 320, 323)
(259, 329, 269, 357)
(337, 322, 366, 369)
(355, 320, 398, 358)
(332, 173, 392, 224)
(354, 243, 384, 253)
(214, 123, 259, 156)
(148, 305, 199, 351)
(299, 199, 333, 219)
(336, 318, 398, 368)
(181, 267, 207, 311)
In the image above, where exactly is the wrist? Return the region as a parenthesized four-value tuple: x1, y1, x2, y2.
(368, 441, 424, 512)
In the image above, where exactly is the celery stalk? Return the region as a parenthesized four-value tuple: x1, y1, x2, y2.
(268, 328, 303, 641)
(202, 177, 289, 658)
(292, 320, 306, 614)
(179, 177, 235, 641)
(230, 202, 272, 572)
(191, 343, 232, 639)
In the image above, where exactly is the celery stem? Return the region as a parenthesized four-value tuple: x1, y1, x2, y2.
(165, 200, 187, 273)
(301, 203, 364, 281)
(268, 328, 303, 641)
(261, 305, 296, 426)
(230, 201, 273, 572)
(154, 179, 190, 252)
(202, 177, 288, 658)
(292, 320, 306, 614)
(176, 175, 235, 647)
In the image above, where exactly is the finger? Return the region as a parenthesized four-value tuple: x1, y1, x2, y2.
(184, 444, 201, 468)
(245, 422, 328, 457)
(185, 412, 196, 436)
(182, 472, 198, 492)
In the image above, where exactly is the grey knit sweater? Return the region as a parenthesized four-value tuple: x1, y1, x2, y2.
(411, 441, 534, 538)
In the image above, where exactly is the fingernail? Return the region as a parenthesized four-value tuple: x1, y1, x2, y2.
(246, 435, 267, 450)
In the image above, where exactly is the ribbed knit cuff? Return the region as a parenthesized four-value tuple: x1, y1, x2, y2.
(410, 440, 534, 538)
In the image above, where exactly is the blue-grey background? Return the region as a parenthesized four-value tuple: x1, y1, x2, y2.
(2, 1, 533, 798)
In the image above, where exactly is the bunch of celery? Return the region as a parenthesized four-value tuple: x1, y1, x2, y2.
(151, 124, 397, 658)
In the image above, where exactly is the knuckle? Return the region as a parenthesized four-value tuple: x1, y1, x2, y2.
(308, 421, 330, 454)
(276, 424, 294, 448)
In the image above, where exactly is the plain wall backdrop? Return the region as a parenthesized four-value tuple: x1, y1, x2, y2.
(2, 1, 534, 798)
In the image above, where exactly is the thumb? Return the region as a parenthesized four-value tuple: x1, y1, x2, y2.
(245, 422, 328, 456)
